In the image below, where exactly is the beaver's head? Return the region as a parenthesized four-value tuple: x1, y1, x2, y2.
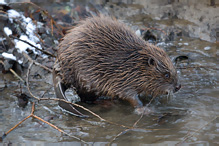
(137, 44, 181, 97)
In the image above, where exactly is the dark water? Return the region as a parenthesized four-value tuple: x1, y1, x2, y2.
(1, 0, 219, 145)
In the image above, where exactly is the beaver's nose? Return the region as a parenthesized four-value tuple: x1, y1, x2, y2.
(174, 84, 181, 92)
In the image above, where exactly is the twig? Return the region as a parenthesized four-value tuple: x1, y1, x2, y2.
(109, 95, 157, 144)
(34, 32, 45, 44)
(2, 103, 87, 144)
(51, 19, 54, 36)
(108, 129, 130, 145)
(3, 115, 31, 138)
(3, 104, 34, 137)
(22, 52, 53, 72)
(41, 97, 106, 120)
(0, 10, 8, 14)
(0, 14, 23, 25)
(109, 95, 158, 144)
(32, 114, 86, 142)
(133, 96, 156, 127)
(32, 97, 166, 131)
(26, 61, 40, 100)
(176, 116, 218, 145)
(9, 68, 25, 83)
(40, 89, 50, 98)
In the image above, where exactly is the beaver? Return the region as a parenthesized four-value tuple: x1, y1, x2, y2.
(53, 15, 181, 117)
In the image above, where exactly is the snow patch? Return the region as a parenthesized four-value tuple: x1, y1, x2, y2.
(14, 35, 41, 54)
(0, 38, 6, 41)
(0, 1, 6, 4)
(6, 9, 42, 54)
(4, 27, 12, 36)
(2, 52, 16, 60)
(18, 60, 23, 64)
(7, 9, 21, 23)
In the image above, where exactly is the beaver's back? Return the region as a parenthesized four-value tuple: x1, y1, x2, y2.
(58, 16, 149, 97)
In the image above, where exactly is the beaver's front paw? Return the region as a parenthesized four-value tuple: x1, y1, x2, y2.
(134, 106, 154, 115)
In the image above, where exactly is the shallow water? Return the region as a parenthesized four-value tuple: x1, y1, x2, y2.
(1, 0, 219, 145)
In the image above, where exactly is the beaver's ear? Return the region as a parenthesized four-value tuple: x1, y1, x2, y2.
(148, 57, 155, 66)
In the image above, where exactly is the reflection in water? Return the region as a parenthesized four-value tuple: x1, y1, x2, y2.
(0, 0, 218, 145)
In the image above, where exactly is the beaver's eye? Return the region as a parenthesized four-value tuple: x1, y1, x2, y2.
(164, 72, 170, 78)
(148, 57, 155, 66)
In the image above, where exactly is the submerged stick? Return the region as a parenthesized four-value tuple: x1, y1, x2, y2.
(109, 96, 158, 144)
(133, 96, 156, 127)
(3, 104, 34, 138)
(2, 103, 88, 144)
(108, 129, 130, 146)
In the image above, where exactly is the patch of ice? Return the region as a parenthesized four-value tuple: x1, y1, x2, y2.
(178, 43, 183, 46)
(2, 52, 16, 60)
(204, 46, 211, 50)
(184, 43, 189, 45)
(4, 27, 12, 36)
(180, 39, 182, 41)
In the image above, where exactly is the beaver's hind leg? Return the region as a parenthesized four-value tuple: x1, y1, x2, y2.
(53, 61, 88, 118)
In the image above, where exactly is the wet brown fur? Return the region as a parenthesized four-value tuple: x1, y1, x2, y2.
(57, 15, 179, 107)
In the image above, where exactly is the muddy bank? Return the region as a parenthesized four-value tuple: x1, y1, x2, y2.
(104, 0, 219, 42)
